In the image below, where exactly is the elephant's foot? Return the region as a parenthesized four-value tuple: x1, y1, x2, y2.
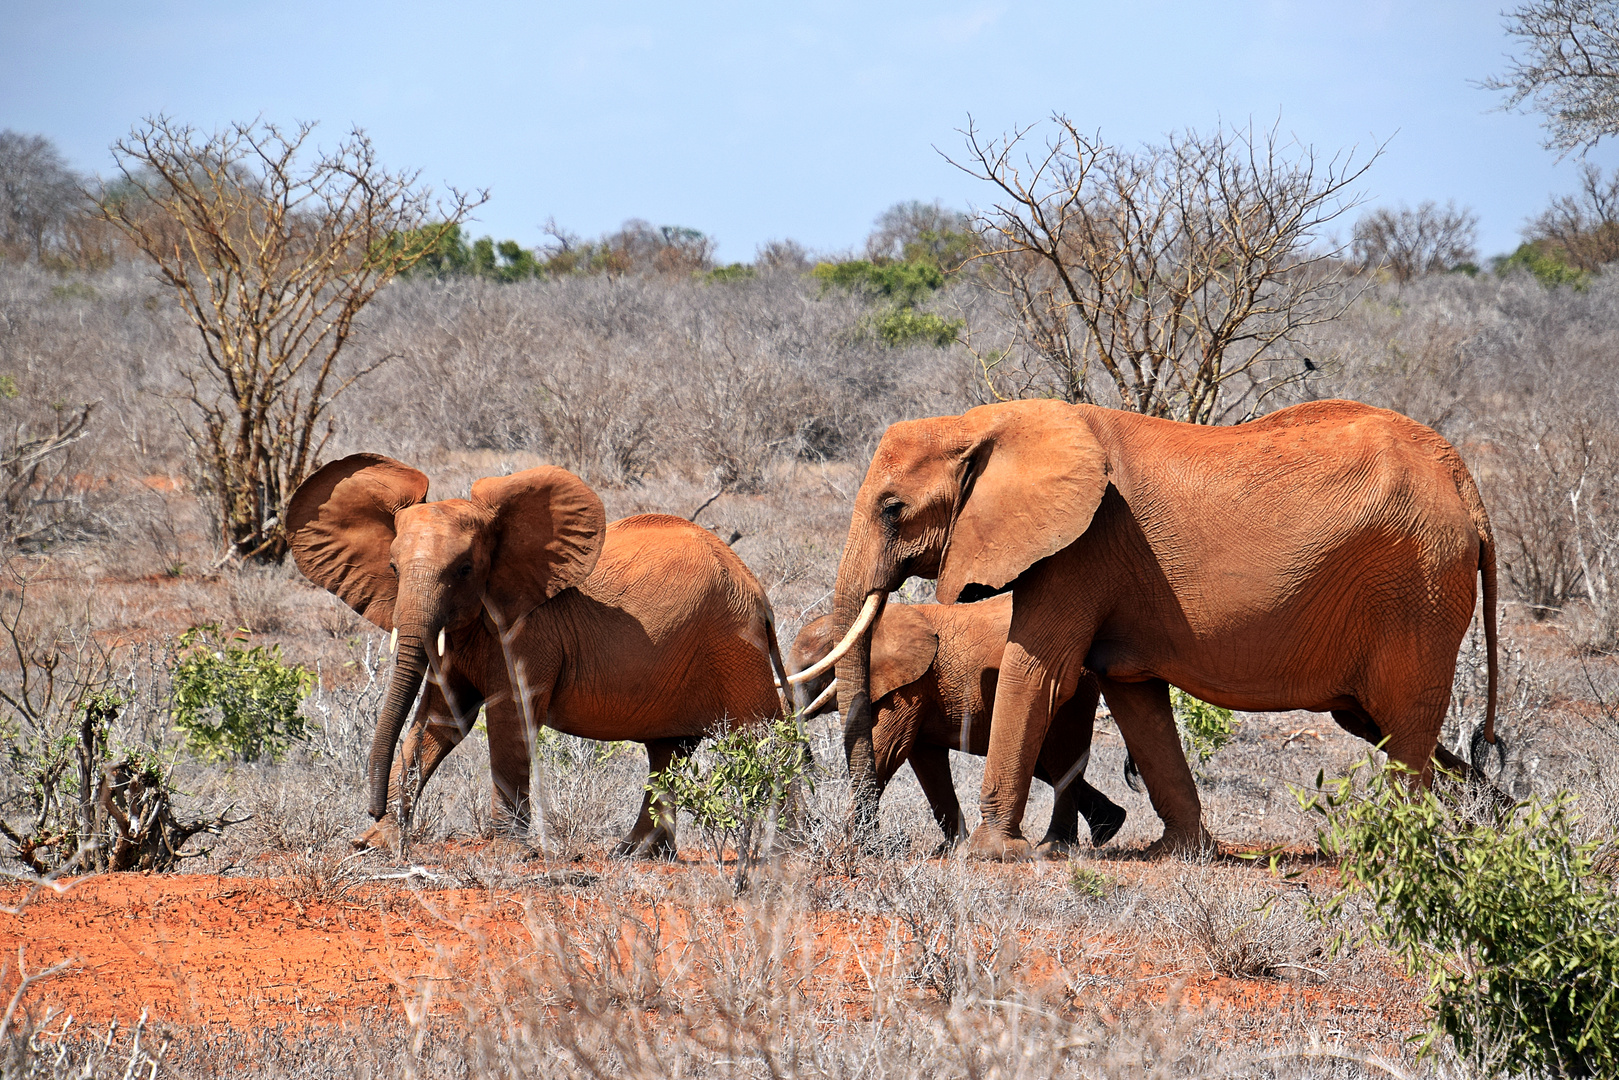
(352, 815, 402, 853)
(964, 824, 1032, 862)
(612, 829, 677, 860)
(1140, 824, 1213, 859)
(1034, 835, 1079, 861)
(1087, 803, 1128, 848)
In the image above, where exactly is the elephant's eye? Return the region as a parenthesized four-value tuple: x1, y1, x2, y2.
(388, 561, 398, 576)
(881, 500, 904, 521)
(457, 562, 473, 579)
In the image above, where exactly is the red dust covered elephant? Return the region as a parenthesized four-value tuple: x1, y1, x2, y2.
(287, 454, 791, 856)
(826, 399, 1501, 859)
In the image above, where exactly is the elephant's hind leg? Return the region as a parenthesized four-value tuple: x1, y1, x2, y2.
(1334, 697, 1447, 787)
(1100, 677, 1206, 856)
(1034, 762, 1127, 852)
(615, 737, 700, 860)
(1033, 681, 1125, 852)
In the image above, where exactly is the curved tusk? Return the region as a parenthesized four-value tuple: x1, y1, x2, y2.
(389, 627, 398, 654)
(786, 592, 883, 687)
(437, 628, 446, 657)
(805, 678, 840, 714)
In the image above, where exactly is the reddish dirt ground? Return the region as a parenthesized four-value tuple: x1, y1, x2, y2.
(0, 857, 1427, 1048)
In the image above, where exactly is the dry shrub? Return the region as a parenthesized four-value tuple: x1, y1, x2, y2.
(529, 733, 644, 860)
(347, 272, 971, 491)
(227, 562, 301, 634)
(1169, 867, 1324, 980)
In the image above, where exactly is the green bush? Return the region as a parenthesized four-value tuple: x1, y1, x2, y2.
(1068, 863, 1117, 899)
(1301, 757, 1619, 1077)
(1171, 687, 1238, 764)
(705, 262, 756, 284)
(652, 717, 811, 891)
(871, 307, 962, 348)
(811, 258, 960, 350)
(1495, 241, 1591, 290)
(811, 259, 944, 306)
(171, 625, 314, 763)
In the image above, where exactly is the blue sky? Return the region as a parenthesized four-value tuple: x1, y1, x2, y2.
(4, 1, 1615, 263)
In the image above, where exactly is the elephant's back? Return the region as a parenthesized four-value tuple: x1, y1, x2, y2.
(548, 514, 780, 740)
(1100, 400, 1481, 577)
(591, 514, 772, 626)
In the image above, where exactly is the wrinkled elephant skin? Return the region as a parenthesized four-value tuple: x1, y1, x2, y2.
(828, 400, 1499, 859)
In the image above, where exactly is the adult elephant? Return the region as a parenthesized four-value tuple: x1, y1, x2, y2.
(828, 399, 1500, 859)
(287, 454, 793, 857)
(792, 595, 1125, 852)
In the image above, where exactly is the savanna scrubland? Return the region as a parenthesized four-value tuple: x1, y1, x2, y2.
(2, 72, 1619, 1076)
(0, 246, 1615, 1077)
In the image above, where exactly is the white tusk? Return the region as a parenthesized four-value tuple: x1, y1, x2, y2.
(389, 627, 398, 654)
(437, 628, 446, 657)
(786, 592, 883, 686)
(806, 678, 840, 714)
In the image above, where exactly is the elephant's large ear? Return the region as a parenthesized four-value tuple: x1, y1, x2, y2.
(868, 603, 940, 703)
(471, 466, 605, 622)
(937, 400, 1109, 605)
(287, 454, 430, 630)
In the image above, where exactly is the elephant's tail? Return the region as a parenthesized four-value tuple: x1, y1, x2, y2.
(764, 613, 796, 719)
(1457, 460, 1503, 775)
(1472, 524, 1504, 773)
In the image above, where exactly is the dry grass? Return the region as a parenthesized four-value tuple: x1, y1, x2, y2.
(0, 260, 1617, 1075)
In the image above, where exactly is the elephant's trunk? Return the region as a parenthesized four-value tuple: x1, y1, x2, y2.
(833, 584, 888, 839)
(368, 625, 430, 819)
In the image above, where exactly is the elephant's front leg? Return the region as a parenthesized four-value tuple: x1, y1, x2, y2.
(1100, 677, 1206, 854)
(967, 640, 1079, 861)
(908, 742, 965, 852)
(484, 691, 544, 840)
(615, 737, 700, 859)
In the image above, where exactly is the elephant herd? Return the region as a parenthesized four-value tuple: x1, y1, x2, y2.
(287, 398, 1501, 860)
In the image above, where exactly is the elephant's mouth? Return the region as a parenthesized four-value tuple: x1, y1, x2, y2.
(783, 593, 882, 692)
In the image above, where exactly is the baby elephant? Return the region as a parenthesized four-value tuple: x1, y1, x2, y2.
(792, 594, 1125, 852)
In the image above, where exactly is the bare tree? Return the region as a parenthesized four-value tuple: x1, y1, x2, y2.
(91, 117, 484, 561)
(756, 238, 811, 273)
(0, 131, 83, 264)
(1353, 201, 1479, 281)
(951, 116, 1377, 423)
(1525, 160, 1619, 269)
(1484, 0, 1619, 154)
(591, 219, 716, 277)
(0, 403, 97, 546)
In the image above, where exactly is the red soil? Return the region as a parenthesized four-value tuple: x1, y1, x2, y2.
(0, 858, 1426, 1048)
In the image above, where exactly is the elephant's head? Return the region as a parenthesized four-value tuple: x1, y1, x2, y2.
(287, 454, 605, 820)
(792, 606, 939, 779)
(831, 400, 1109, 826)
